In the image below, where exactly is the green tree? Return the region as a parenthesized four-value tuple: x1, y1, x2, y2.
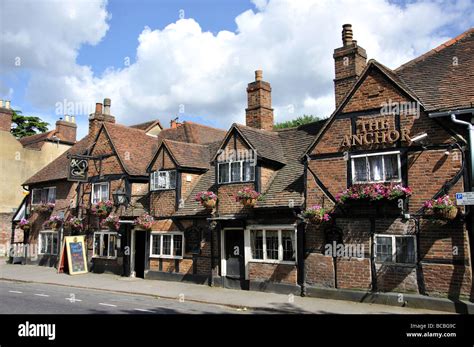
(10, 110, 49, 138)
(274, 115, 321, 129)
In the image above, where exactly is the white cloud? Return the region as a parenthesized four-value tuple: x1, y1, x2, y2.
(1, 0, 472, 138)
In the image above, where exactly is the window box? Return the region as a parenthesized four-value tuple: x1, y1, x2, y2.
(38, 231, 58, 255)
(249, 228, 296, 264)
(335, 183, 412, 204)
(374, 234, 416, 264)
(150, 233, 184, 259)
(150, 170, 177, 190)
(93, 231, 118, 259)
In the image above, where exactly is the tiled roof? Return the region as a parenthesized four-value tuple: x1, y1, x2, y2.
(157, 122, 226, 145)
(256, 120, 326, 208)
(173, 142, 221, 217)
(233, 124, 287, 164)
(23, 136, 90, 185)
(395, 28, 474, 111)
(163, 139, 210, 170)
(103, 123, 158, 176)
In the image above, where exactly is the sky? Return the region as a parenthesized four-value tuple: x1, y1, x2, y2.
(0, 0, 473, 139)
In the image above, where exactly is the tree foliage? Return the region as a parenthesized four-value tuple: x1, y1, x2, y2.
(10, 109, 49, 138)
(274, 114, 321, 129)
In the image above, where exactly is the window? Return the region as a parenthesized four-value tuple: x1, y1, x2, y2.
(375, 235, 416, 264)
(150, 233, 184, 258)
(31, 187, 56, 205)
(93, 231, 117, 258)
(351, 152, 401, 184)
(92, 182, 109, 204)
(249, 228, 296, 263)
(150, 170, 177, 190)
(38, 231, 58, 255)
(218, 160, 255, 184)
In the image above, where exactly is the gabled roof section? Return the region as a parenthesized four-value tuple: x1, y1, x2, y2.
(160, 139, 210, 170)
(395, 28, 474, 112)
(302, 60, 420, 158)
(214, 123, 287, 165)
(102, 123, 158, 176)
(23, 136, 90, 185)
(156, 121, 226, 145)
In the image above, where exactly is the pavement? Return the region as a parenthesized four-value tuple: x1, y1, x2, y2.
(0, 260, 450, 314)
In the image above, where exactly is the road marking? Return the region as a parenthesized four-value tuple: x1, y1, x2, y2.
(65, 298, 82, 302)
(9, 290, 22, 294)
(99, 303, 117, 307)
(34, 294, 50, 297)
(134, 308, 152, 312)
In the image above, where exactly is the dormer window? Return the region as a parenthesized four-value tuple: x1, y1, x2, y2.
(218, 160, 255, 184)
(151, 170, 177, 191)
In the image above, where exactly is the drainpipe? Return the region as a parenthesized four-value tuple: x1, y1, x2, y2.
(449, 114, 474, 190)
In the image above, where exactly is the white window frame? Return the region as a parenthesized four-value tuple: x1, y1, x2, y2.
(149, 232, 184, 259)
(374, 234, 416, 264)
(247, 225, 297, 265)
(38, 230, 58, 255)
(150, 170, 177, 191)
(351, 151, 402, 184)
(92, 230, 118, 259)
(31, 187, 56, 205)
(217, 160, 255, 184)
(91, 182, 109, 204)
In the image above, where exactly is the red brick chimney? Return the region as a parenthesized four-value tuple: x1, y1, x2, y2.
(55, 115, 77, 143)
(89, 98, 115, 140)
(333, 24, 367, 108)
(0, 100, 13, 132)
(245, 70, 274, 131)
(170, 118, 182, 128)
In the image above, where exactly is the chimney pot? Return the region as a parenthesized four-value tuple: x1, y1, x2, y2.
(0, 100, 3, 108)
(342, 24, 353, 46)
(71, 115, 75, 123)
(5, 100, 10, 109)
(95, 103, 103, 114)
(103, 98, 111, 115)
(255, 70, 263, 81)
(65, 115, 70, 122)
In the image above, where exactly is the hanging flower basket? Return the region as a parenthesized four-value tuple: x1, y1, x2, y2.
(90, 200, 113, 218)
(424, 195, 458, 220)
(64, 217, 83, 232)
(101, 214, 120, 231)
(134, 213, 154, 230)
(19, 218, 32, 231)
(43, 215, 64, 231)
(235, 188, 263, 207)
(335, 183, 412, 204)
(33, 202, 55, 213)
(195, 191, 217, 210)
(302, 205, 331, 224)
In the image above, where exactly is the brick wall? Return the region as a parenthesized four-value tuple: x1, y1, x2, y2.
(260, 165, 276, 192)
(0, 212, 14, 256)
(150, 190, 176, 217)
(305, 253, 335, 287)
(217, 183, 256, 215)
(248, 262, 297, 284)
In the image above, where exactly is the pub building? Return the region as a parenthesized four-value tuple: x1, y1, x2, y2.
(10, 25, 473, 301)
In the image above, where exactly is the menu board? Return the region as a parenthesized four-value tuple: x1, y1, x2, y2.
(64, 236, 88, 275)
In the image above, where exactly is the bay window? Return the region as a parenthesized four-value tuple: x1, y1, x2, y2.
(32, 187, 56, 205)
(218, 160, 254, 184)
(250, 227, 296, 263)
(92, 182, 109, 204)
(39, 231, 58, 255)
(93, 231, 117, 258)
(351, 151, 401, 184)
(150, 170, 177, 190)
(375, 235, 416, 264)
(150, 233, 184, 258)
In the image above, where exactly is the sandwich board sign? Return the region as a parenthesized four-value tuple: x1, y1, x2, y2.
(58, 236, 88, 275)
(455, 192, 474, 206)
